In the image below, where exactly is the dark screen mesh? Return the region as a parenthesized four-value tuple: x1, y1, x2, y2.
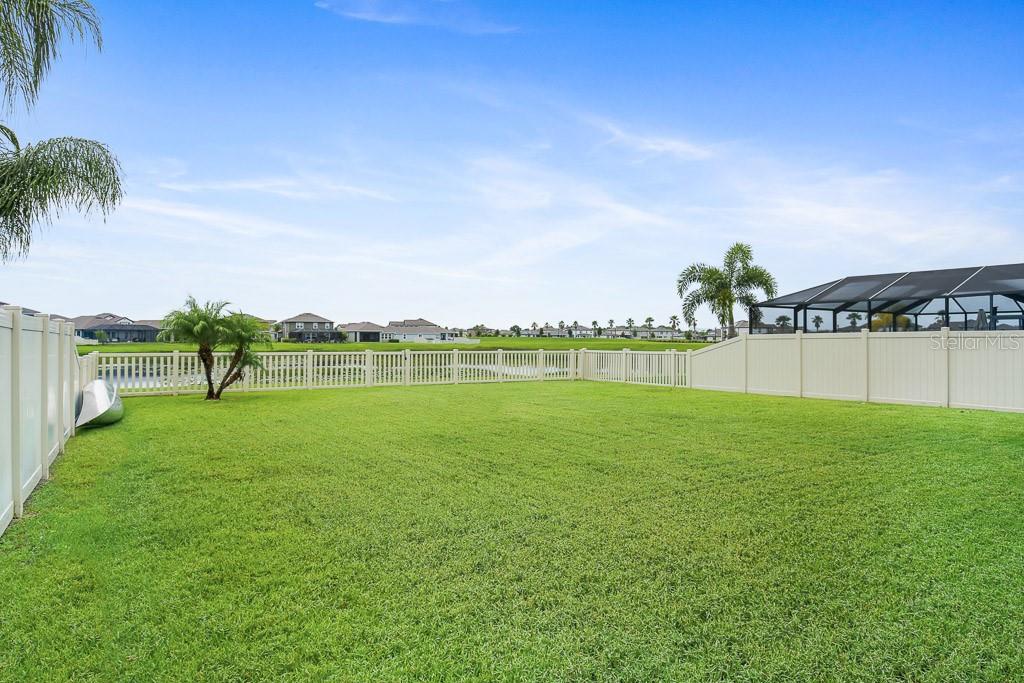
(806, 273, 905, 303)
(761, 280, 841, 306)
(951, 263, 1024, 296)
(877, 267, 979, 300)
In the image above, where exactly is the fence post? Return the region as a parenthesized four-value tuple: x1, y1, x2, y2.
(69, 324, 76, 438)
(742, 336, 749, 393)
(305, 349, 314, 389)
(453, 349, 460, 384)
(364, 349, 373, 387)
(579, 349, 586, 380)
(4, 306, 23, 518)
(940, 326, 950, 408)
(795, 330, 804, 398)
(538, 349, 545, 381)
(861, 328, 870, 402)
(403, 349, 411, 385)
(171, 350, 180, 396)
(39, 314, 50, 481)
(685, 349, 693, 388)
(621, 348, 628, 383)
(497, 349, 505, 382)
(57, 322, 66, 454)
(670, 349, 677, 387)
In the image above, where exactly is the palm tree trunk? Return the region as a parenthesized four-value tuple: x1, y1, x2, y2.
(198, 345, 217, 400)
(728, 310, 736, 339)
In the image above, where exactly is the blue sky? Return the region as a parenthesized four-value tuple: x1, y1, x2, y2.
(2, 0, 1023, 327)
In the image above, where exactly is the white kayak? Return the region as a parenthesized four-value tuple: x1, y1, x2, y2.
(76, 379, 124, 428)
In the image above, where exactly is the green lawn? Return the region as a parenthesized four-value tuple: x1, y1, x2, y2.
(2, 383, 1023, 681)
(77, 336, 708, 355)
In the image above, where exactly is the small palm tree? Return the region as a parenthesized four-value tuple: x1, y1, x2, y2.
(160, 297, 269, 400)
(0, 1, 122, 261)
(677, 242, 777, 338)
(608, 318, 615, 328)
(625, 317, 635, 329)
(812, 314, 823, 332)
(644, 316, 654, 328)
(531, 321, 538, 331)
(775, 315, 792, 330)
(558, 320, 565, 330)
(669, 315, 679, 330)
(161, 298, 228, 400)
(846, 312, 863, 329)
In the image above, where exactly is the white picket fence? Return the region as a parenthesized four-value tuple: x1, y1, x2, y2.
(1, 306, 80, 538)
(75, 329, 1024, 413)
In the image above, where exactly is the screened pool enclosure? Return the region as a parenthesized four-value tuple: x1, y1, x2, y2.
(751, 263, 1024, 333)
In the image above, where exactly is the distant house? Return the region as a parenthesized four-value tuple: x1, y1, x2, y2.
(72, 313, 160, 342)
(635, 325, 684, 340)
(279, 313, 339, 342)
(568, 325, 594, 338)
(338, 321, 386, 343)
(381, 318, 456, 342)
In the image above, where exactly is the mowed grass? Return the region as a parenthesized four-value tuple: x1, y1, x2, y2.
(2, 383, 1023, 681)
(77, 336, 708, 355)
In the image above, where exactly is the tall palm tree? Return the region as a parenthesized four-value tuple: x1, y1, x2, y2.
(607, 319, 615, 330)
(558, 320, 565, 330)
(669, 315, 680, 330)
(0, 0, 122, 261)
(677, 242, 777, 338)
(846, 312, 863, 329)
(644, 316, 654, 328)
(625, 318, 635, 336)
(812, 314, 823, 332)
(775, 315, 792, 330)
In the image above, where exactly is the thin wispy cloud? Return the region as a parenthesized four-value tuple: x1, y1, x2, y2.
(158, 176, 395, 201)
(589, 118, 716, 161)
(314, 0, 517, 35)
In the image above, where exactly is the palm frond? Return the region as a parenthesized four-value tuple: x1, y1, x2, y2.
(0, 134, 122, 260)
(0, 0, 101, 110)
(735, 264, 778, 299)
(722, 242, 753, 279)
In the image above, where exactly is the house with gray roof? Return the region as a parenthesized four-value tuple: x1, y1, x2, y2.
(279, 312, 339, 342)
(72, 313, 160, 342)
(381, 318, 456, 343)
(338, 321, 386, 343)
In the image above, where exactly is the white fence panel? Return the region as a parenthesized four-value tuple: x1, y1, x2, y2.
(690, 338, 745, 392)
(747, 335, 800, 396)
(2, 307, 77, 539)
(0, 312, 12, 535)
(868, 333, 945, 406)
(949, 332, 1024, 412)
(801, 333, 865, 401)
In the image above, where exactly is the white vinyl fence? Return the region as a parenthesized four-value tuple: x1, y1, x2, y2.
(5, 322, 1022, 541)
(686, 329, 1024, 413)
(77, 329, 1024, 413)
(1, 306, 80, 538)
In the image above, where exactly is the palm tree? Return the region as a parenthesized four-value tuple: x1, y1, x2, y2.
(0, 1, 122, 261)
(558, 320, 565, 330)
(846, 312, 863, 330)
(531, 322, 538, 331)
(160, 297, 268, 400)
(160, 298, 229, 400)
(625, 318, 635, 337)
(812, 314, 823, 332)
(775, 315, 792, 331)
(677, 243, 777, 338)
(644, 316, 654, 328)
(669, 315, 680, 330)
